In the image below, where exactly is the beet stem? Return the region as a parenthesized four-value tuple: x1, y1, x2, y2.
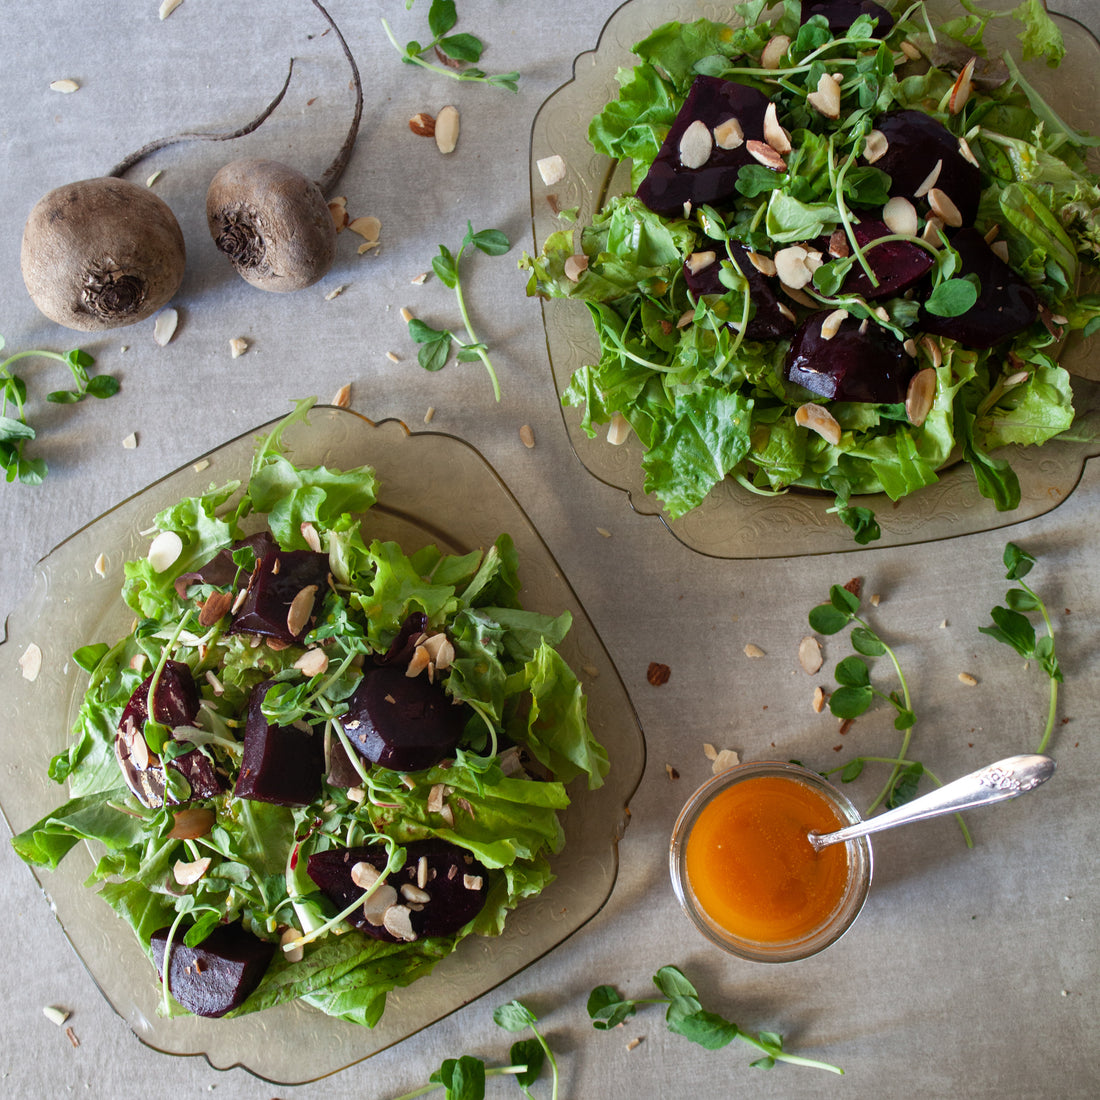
(311, 0, 364, 197)
(105, 59, 296, 179)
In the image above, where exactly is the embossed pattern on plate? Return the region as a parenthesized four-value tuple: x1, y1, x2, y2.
(0, 408, 645, 1084)
(529, 0, 1100, 557)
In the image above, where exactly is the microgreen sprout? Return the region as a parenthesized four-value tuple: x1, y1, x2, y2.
(0, 337, 120, 485)
(588, 965, 843, 1075)
(381, 1, 520, 92)
(408, 223, 511, 401)
(979, 542, 1062, 753)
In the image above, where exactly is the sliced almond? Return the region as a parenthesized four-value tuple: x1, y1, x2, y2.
(286, 584, 318, 638)
(795, 402, 842, 446)
(406, 644, 431, 678)
(958, 671, 978, 686)
(363, 884, 399, 926)
(153, 307, 178, 346)
(408, 111, 436, 137)
(703, 742, 718, 761)
(863, 129, 888, 164)
(564, 253, 589, 282)
(913, 159, 943, 200)
(760, 34, 791, 70)
(294, 648, 329, 678)
(746, 251, 776, 276)
(713, 117, 743, 150)
(922, 214, 946, 246)
(148, 530, 183, 574)
(777, 301, 796, 323)
(900, 39, 922, 61)
(427, 783, 447, 814)
(328, 196, 349, 232)
(417, 855, 429, 890)
(49, 78, 79, 94)
(678, 119, 712, 169)
(198, 590, 233, 627)
(819, 308, 848, 340)
(349, 216, 381, 245)
(774, 245, 814, 290)
(798, 635, 823, 674)
(607, 412, 632, 446)
(711, 748, 740, 774)
(434, 105, 460, 154)
(350, 861, 382, 890)
(927, 187, 963, 228)
(94, 552, 108, 578)
(806, 73, 841, 119)
(280, 926, 304, 963)
(920, 335, 943, 369)
(905, 367, 937, 427)
(519, 424, 535, 449)
(18, 642, 42, 682)
(159, 0, 184, 18)
(743, 643, 765, 658)
(883, 195, 918, 236)
(421, 633, 453, 667)
(948, 57, 976, 115)
(382, 905, 418, 942)
(173, 856, 212, 886)
(401, 883, 431, 904)
(300, 521, 322, 552)
(537, 154, 567, 185)
(812, 685, 828, 713)
(763, 102, 791, 154)
(685, 250, 716, 276)
(229, 337, 249, 359)
(990, 240, 1010, 263)
(746, 140, 786, 171)
(958, 135, 979, 167)
(462, 874, 484, 891)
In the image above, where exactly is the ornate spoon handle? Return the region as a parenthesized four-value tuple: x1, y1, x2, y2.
(809, 754, 1056, 851)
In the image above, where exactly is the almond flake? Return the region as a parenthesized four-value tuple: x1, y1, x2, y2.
(607, 411, 632, 445)
(807, 73, 841, 119)
(406, 645, 431, 678)
(812, 685, 828, 713)
(400, 306, 415, 323)
(763, 102, 791, 154)
(795, 402, 842, 446)
(159, 0, 184, 18)
(417, 855, 429, 889)
(286, 584, 318, 638)
(198, 590, 233, 627)
(922, 214, 946, 246)
(331, 383, 352, 409)
(19, 642, 42, 682)
(711, 748, 740, 774)
(537, 154, 567, 185)
(324, 284, 348, 301)
(519, 424, 535, 449)
(990, 240, 1010, 263)
(927, 187, 963, 227)
(229, 337, 248, 359)
(427, 784, 447, 814)
(863, 129, 888, 163)
(883, 195, 918, 236)
(408, 112, 435, 136)
(300, 521, 322, 552)
(148, 530, 183, 573)
(173, 856, 211, 885)
(703, 742, 718, 761)
(153, 307, 178, 346)
(905, 368, 937, 427)
(958, 135, 979, 167)
(462, 874, 484, 891)
(350, 861, 382, 890)
(43, 1005, 71, 1027)
(49, 78, 79, 93)
(760, 34, 790, 70)
(914, 159, 943, 199)
(146, 170, 163, 188)
(958, 671, 978, 686)
(434, 105, 460, 154)
(665, 763, 680, 781)
(685, 251, 716, 276)
(746, 139, 786, 171)
(713, 117, 743, 150)
(774, 245, 814, 289)
(819, 308, 848, 340)
(424, 406, 435, 423)
(280, 927, 304, 963)
(383, 905, 418, 942)
(192, 459, 209, 473)
(798, 635, 823, 674)
(349, 216, 381, 244)
(743, 643, 765, 658)
(94, 553, 108, 578)
(900, 39, 922, 61)
(401, 883, 431, 904)
(948, 57, 976, 115)
(564, 253, 588, 282)
(746, 251, 776, 276)
(294, 648, 329, 677)
(122, 432, 138, 450)
(363, 884, 399, 926)
(328, 198, 349, 231)
(678, 119, 713, 169)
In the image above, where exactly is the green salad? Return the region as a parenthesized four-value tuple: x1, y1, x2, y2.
(522, 0, 1100, 541)
(12, 399, 608, 1026)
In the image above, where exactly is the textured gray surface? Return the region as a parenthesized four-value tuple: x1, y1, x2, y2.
(0, 2, 1097, 1097)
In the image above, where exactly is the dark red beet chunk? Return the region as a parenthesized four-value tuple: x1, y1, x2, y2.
(785, 311, 915, 403)
(841, 220, 935, 300)
(377, 612, 430, 667)
(233, 681, 324, 806)
(683, 242, 795, 340)
(872, 110, 981, 226)
(150, 923, 275, 1018)
(801, 0, 895, 35)
(307, 838, 490, 942)
(173, 531, 276, 599)
(342, 666, 468, 772)
(919, 227, 1039, 347)
(120, 660, 200, 730)
(637, 77, 771, 217)
(226, 548, 329, 644)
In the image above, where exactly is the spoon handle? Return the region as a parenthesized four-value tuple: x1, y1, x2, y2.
(809, 754, 1056, 850)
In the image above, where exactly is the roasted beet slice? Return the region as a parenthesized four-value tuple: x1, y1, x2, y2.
(150, 922, 275, 1018)
(801, 0, 895, 35)
(341, 666, 469, 772)
(918, 227, 1039, 347)
(226, 548, 329, 644)
(683, 243, 795, 340)
(872, 110, 981, 226)
(233, 681, 324, 806)
(173, 531, 276, 598)
(377, 612, 430, 667)
(637, 76, 771, 217)
(307, 838, 490, 942)
(120, 660, 200, 730)
(841, 219, 935, 300)
(785, 311, 915, 403)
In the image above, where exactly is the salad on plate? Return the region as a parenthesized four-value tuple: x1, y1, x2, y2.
(11, 399, 609, 1026)
(523, 0, 1100, 541)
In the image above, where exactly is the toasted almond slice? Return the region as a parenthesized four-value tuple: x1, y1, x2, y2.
(351, 861, 382, 890)
(427, 783, 447, 814)
(537, 154, 567, 185)
(746, 139, 786, 171)
(883, 195, 918, 237)
(863, 129, 888, 164)
(703, 742, 718, 761)
(280, 926, 304, 963)
(819, 308, 848, 340)
(914, 159, 943, 199)
(903, 338, 918, 358)
(763, 102, 792, 154)
(990, 240, 1010, 263)
(422, 633, 454, 668)
(383, 904, 418, 941)
(743, 643, 765, 658)
(774, 245, 814, 289)
(948, 57, 976, 115)
(806, 73, 841, 119)
(406, 644, 431, 678)
(94, 552, 109, 578)
(920, 335, 943, 368)
(958, 671, 978, 686)
(331, 382, 351, 407)
(401, 883, 431, 904)
(463, 873, 484, 891)
(328, 198, 349, 231)
(795, 402, 842, 446)
(153, 307, 178, 346)
(168, 808, 215, 840)
(679, 119, 713, 169)
(19, 642, 42, 682)
(900, 39, 922, 61)
(229, 337, 248, 359)
(607, 411, 632, 446)
(685, 250, 716, 276)
(812, 685, 828, 713)
(198, 590, 233, 627)
(349, 216, 381, 243)
(760, 34, 790, 70)
(713, 116, 743, 150)
(363, 884, 399, 926)
(922, 214, 946, 246)
(711, 748, 740, 774)
(564, 253, 588, 282)
(286, 584, 318, 638)
(148, 530, 183, 574)
(905, 367, 937, 427)
(434, 105, 460, 154)
(777, 301, 796, 323)
(746, 251, 776, 276)
(958, 135, 979, 167)
(799, 635, 823, 674)
(294, 648, 329, 678)
(173, 856, 212, 886)
(49, 78, 79, 93)
(927, 187, 963, 227)
(300, 521, 322, 552)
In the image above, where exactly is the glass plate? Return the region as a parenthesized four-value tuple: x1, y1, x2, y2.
(0, 407, 646, 1084)
(529, 0, 1100, 557)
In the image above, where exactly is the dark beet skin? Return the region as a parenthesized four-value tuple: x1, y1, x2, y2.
(173, 531, 276, 599)
(872, 110, 981, 226)
(919, 227, 1039, 347)
(226, 548, 329, 644)
(307, 838, 490, 942)
(683, 243, 796, 340)
(785, 311, 915, 403)
(801, 0, 895, 35)
(233, 681, 324, 806)
(342, 665, 469, 772)
(841, 219, 935, 300)
(150, 923, 275, 1018)
(377, 612, 429, 667)
(637, 76, 771, 217)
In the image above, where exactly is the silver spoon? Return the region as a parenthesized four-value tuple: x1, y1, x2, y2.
(808, 754, 1056, 851)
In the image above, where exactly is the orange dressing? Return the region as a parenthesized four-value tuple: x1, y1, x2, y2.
(684, 775, 851, 943)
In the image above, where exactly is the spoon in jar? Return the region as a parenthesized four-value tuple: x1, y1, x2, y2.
(808, 754, 1056, 851)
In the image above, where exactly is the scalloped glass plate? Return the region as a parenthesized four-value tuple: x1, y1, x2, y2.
(0, 408, 645, 1084)
(529, 0, 1100, 557)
